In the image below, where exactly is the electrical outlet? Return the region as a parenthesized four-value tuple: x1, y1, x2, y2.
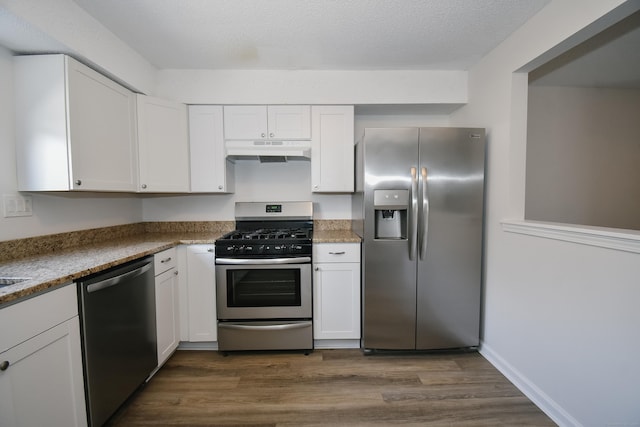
(3, 194, 33, 217)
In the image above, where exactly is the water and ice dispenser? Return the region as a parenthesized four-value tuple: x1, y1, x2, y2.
(373, 189, 408, 239)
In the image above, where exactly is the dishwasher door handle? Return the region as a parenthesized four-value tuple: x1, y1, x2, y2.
(86, 263, 152, 293)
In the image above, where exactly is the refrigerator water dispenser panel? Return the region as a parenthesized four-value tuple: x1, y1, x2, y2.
(374, 189, 408, 239)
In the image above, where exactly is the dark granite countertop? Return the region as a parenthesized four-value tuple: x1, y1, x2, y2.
(0, 231, 224, 307)
(0, 221, 361, 308)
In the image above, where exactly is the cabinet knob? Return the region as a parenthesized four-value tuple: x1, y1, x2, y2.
(75, 179, 82, 186)
(207, 248, 214, 253)
(314, 267, 320, 271)
(173, 270, 179, 276)
(0, 360, 9, 371)
(269, 132, 274, 138)
(141, 184, 147, 189)
(218, 185, 223, 190)
(261, 133, 266, 138)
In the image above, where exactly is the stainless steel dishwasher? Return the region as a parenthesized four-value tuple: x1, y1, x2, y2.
(77, 256, 157, 427)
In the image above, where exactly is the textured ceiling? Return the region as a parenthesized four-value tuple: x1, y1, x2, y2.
(71, 0, 550, 70)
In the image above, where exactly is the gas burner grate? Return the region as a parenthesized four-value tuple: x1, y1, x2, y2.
(225, 228, 312, 241)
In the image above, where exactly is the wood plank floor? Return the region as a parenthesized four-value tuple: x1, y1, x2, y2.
(107, 349, 556, 426)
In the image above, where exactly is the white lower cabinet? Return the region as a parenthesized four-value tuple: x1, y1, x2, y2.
(0, 284, 87, 427)
(154, 248, 180, 367)
(185, 245, 217, 342)
(313, 243, 361, 344)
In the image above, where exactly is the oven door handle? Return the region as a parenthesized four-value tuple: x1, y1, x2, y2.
(215, 257, 312, 265)
(218, 322, 311, 331)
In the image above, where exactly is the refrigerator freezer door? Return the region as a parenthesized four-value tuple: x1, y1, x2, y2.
(416, 128, 485, 349)
(362, 127, 419, 350)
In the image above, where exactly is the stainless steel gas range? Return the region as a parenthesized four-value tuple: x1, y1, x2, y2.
(215, 201, 313, 353)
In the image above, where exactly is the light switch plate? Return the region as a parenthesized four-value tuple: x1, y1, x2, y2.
(3, 194, 33, 217)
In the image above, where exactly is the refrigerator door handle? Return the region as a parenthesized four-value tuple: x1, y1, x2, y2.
(419, 167, 429, 260)
(409, 167, 418, 260)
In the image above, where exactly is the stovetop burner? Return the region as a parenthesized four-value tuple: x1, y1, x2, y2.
(224, 228, 312, 241)
(215, 202, 314, 259)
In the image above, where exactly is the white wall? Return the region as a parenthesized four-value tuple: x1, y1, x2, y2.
(0, 46, 143, 241)
(156, 69, 467, 105)
(526, 86, 640, 229)
(451, 1, 640, 425)
(0, 0, 157, 94)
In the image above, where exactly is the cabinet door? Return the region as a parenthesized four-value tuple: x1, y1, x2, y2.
(185, 245, 217, 342)
(223, 106, 268, 140)
(155, 268, 180, 367)
(313, 262, 361, 340)
(311, 106, 355, 192)
(67, 57, 138, 191)
(267, 105, 311, 139)
(189, 105, 235, 193)
(0, 318, 87, 427)
(137, 95, 190, 192)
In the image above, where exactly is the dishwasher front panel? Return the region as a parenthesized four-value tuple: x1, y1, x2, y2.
(77, 256, 157, 427)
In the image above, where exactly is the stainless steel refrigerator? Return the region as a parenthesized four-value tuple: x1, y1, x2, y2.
(353, 127, 486, 351)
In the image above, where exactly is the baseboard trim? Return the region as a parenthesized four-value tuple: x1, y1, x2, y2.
(480, 342, 582, 427)
(178, 341, 218, 351)
(313, 339, 361, 349)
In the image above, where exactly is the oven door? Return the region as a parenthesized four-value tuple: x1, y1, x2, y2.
(215, 258, 312, 320)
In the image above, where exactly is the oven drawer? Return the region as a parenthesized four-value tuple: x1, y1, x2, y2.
(217, 320, 313, 351)
(313, 243, 360, 263)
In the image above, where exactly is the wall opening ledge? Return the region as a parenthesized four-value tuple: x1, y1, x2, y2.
(501, 219, 640, 254)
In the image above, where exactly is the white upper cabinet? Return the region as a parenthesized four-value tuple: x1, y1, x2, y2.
(15, 54, 138, 192)
(223, 105, 311, 140)
(137, 95, 190, 192)
(188, 105, 235, 193)
(311, 105, 355, 193)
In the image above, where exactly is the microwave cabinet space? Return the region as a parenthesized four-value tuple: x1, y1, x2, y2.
(223, 105, 311, 141)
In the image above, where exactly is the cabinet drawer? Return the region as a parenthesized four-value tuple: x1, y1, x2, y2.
(0, 283, 78, 353)
(154, 247, 177, 275)
(313, 243, 360, 263)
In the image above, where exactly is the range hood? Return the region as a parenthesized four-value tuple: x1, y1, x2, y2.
(225, 140, 311, 162)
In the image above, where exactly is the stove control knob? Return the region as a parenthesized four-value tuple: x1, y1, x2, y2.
(256, 245, 265, 254)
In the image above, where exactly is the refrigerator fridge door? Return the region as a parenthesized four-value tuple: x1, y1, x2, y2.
(416, 128, 485, 349)
(362, 127, 419, 350)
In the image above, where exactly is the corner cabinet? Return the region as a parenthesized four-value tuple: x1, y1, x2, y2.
(0, 284, 87, 427)
(15, 54, 138, 192)
(311, 106, 355, 193)
(223, 105, 311, 140)
(312, 243, 361, 345)
(188, 105, 235, 193)
(185, 245, 217, 342)
(137, 95, 190, 192)
(154, 248, 180, 367)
